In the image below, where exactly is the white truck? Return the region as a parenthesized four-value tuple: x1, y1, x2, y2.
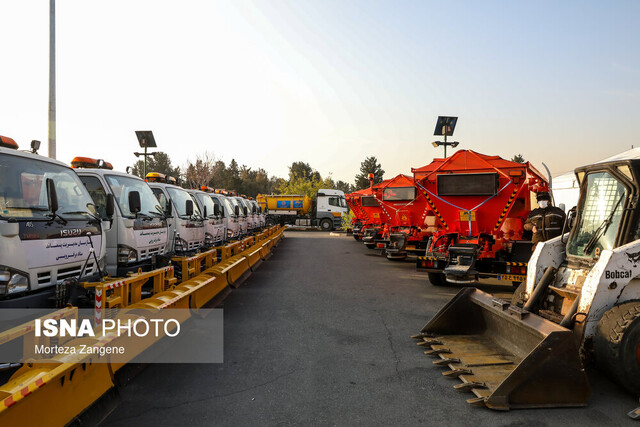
(73, 158, 170, 276)
(146, 173, 205, 255)
(188, 188, 226, 247)
(210, 192, 241, 241)
(0, 137, 107, 307)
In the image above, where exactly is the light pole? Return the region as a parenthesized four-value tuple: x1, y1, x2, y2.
(134, 131, 158, 176)
(48, 0, 56, 159)
(431, 116, 459, 157)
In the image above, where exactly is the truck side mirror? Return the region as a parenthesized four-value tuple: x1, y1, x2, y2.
(234, 205, 239, 216)
(243, 207, 248, 216)
(106, 193, 115, 218)
(46, 178, 58, 213)
(214, 204, 220, 216)
(129, 191, 141, 214)
(203, 206, 208, 218)
(186, 199, 194, 216)
(166, 202, 172, 217)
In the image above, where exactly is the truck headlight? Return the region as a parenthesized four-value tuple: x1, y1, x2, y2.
(205, 233, 214, 245)
(175, 237, 188, 252)
(0, 267, 30, 295)
(117, 244, 138, 264)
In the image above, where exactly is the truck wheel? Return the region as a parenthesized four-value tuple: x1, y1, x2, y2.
(265, 218, 276, 227)
(511, 282, 527, 307)
(428, 272, 447, 287)
(320, 219, 333, 231)
(594, 300, 640, 395)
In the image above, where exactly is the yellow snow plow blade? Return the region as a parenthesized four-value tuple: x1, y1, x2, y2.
(414, 288, 590, 410)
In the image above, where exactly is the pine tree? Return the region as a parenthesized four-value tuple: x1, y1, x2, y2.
(354, 156, 384, 190)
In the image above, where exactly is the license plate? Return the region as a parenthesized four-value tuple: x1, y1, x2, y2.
(498, 274, 526, 282)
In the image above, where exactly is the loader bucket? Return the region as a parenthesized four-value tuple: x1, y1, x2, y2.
(415, 288, 590, 410)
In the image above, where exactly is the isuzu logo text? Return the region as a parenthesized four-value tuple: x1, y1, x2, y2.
(60, 228, 83, 237)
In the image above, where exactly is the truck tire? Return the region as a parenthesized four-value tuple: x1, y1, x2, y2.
(320, 219, 333, 231)
(265, 218, 276, 227)
(594, 300, 640, 395)
(428, 272, 447, 287)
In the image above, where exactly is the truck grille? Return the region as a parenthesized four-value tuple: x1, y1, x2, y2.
(37, 263, 95, 285)
(140, 245, 165, 261)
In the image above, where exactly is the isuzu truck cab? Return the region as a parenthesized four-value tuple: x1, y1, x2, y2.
(189, 188, 225, 247)
(73, 158, 170, 276)
(146, 173, 205, 255)
(0, 137, 106, 307)
(211, 193, 240, 241)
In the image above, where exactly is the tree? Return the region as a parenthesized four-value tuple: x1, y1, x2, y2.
(288, 161, 320, 181)
(183, 151, 219, 189)
(131, 152, 181, 183)
(335, 180, 354, 194)
(354, 156, 385, 190)
(511, 154, 525, 163)
(277, 173, 334, 198)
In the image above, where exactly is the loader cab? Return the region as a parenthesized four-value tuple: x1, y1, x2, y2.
(147, 178, 204, 255)
(75, 162, 169, 276)
(565, 160, 640, 266)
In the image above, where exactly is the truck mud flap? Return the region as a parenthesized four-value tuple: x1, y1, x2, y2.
(414, 287, 590, 410)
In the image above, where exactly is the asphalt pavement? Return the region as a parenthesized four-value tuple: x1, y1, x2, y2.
(102, 232, 638, 426)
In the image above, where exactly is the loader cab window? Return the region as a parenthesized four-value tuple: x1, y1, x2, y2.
(567, 172, 626, 258)
(383, 187, 415, 201)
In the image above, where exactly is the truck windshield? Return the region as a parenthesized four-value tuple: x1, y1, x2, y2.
(105, 175, 162, 218)
(196, 193, 216, 218)
(0, 154, 94, 219)
(167, 187, 202, 219)
(383, 187, 416, 201)
(220, 197, 235, 217)
(567, 171, 627, 258)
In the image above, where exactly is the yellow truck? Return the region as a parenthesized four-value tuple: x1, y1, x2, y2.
(257, 189, 347, 231)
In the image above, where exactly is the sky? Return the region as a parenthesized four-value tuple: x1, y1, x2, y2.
(1, 0, 639, 184)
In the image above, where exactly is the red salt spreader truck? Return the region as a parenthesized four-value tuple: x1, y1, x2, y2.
(346, 179, 391, 248)
(414, 149, 549, 286)
(376, 174, 435, 260)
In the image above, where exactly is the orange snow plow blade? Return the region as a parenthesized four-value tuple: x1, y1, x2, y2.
(414, 288, 590, 410)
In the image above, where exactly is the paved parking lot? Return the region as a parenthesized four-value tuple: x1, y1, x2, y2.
(103, 232, 638, 426)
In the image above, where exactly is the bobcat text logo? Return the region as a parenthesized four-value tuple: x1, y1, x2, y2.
(604, 270, 632, 280)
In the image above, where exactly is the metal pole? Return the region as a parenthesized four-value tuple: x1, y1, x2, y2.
(48, 0, 56, 159)
(444, 134, 447, 158)
(144, 146, 148, 176)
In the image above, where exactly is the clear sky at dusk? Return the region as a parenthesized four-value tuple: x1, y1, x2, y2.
(1, 1, 639, 183)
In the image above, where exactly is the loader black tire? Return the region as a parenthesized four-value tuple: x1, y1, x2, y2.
(428, 272, 447, 287)
(594, 300, 640, 395)
(511, 282, 527, 307)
